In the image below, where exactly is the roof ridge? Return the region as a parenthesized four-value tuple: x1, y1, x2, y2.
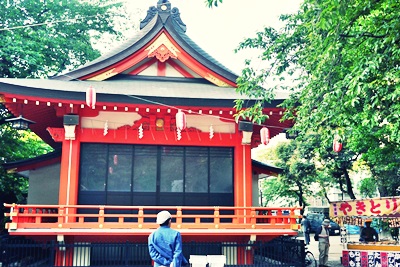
(140, 0, 186, 32)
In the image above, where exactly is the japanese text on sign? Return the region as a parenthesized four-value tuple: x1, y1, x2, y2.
(330, 197, 400, 217)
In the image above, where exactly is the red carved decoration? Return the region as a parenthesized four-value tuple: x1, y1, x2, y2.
(148, 44, 177, 62)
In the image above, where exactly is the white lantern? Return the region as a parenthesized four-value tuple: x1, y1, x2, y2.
(260, 127, 270, 145)
(86, 86, 96, 109)
(175, 109, 186, 130)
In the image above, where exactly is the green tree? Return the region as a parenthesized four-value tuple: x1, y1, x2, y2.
(0, 110, 53, 229)
(231, 0, 399, 197)
(358, 177, 378, 198)
(205, 0, 223, 8)
(0, 0, 129, 78)
(0, 0, 132, 230)
(259, 137, 318, 211)
(259, 132, 367, 213)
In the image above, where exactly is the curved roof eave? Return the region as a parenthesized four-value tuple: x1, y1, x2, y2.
(252, 159, 283, 176)
(2, 150, 61, 172)
(0, 78, 288, 107)
(52, 2, 238, 84)
(52, 15, 162, 81)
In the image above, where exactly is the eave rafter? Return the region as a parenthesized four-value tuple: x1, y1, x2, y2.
(2, 95, 239, 118)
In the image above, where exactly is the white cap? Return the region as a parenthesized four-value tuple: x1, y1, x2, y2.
(156, 210, 171, 224)
(322, 219, 330, 226)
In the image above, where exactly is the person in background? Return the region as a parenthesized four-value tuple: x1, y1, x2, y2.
(301, 215, 311, 245)
(390, 227, 399, 241)
(148, 210, 188, 267)
(360, 219, 379, 242)
(316, 219, 330, 267)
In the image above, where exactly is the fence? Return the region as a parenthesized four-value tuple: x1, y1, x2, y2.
(4, 204, 301, 232)
(0, 236, 306, 267)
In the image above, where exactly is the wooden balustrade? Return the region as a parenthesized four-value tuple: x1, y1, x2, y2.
(4, 203, 302, 232)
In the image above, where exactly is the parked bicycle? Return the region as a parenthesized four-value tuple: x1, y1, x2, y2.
(305, 246, 317, 267)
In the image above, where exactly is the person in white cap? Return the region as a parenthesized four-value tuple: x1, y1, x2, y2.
(315, 218, 330, 267)
(148, 210, 188, 267)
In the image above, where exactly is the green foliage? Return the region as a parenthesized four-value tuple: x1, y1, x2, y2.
(0, 0, 129, 78)
(259, 131, 366, 211)
(0, 104, 53, 229)
(260, 138, 318, 209)
(358, 177, 378, 198)
(236, 0, 400, 197)
(205, 0, 223, 8)
(260, 177, 298, 207)
(0, 1, 130, 230)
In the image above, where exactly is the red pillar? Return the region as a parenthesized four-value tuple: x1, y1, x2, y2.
(58, 130, 81, 223)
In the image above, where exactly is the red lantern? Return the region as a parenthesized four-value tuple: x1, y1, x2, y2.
(333, 135, 343, 152)
(86, 86, 96, 108)
(175, 109, 186, 131)
(260, 127, 270, 145)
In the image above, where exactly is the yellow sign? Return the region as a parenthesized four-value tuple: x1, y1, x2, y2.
(330, 197, 400, 217)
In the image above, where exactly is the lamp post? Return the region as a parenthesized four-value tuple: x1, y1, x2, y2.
(284, 128, 299, 139)
(63, 114, 79, 140)
(2, 115, 35, 130)
(238, 121, 253, 145)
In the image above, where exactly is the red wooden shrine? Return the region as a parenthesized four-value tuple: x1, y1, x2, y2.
(0, 1, 299, 264)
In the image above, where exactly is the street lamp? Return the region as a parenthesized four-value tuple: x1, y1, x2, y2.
(238, 121, 253, 145)
(63, 114, 79, 140)
(284, 128, 299, 139)
(4, 115, 35, 130)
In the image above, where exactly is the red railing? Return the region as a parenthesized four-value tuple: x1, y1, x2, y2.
(4, 203, 301, 232)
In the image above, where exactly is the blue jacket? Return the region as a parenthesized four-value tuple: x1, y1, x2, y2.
(148, 226, 188, 267)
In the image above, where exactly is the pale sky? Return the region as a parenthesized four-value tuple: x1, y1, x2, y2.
(110, 0, 302, 74)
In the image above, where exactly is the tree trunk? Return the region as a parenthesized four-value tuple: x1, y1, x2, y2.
(343, 168, 356, 199)
(295, 181, 305, 212)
